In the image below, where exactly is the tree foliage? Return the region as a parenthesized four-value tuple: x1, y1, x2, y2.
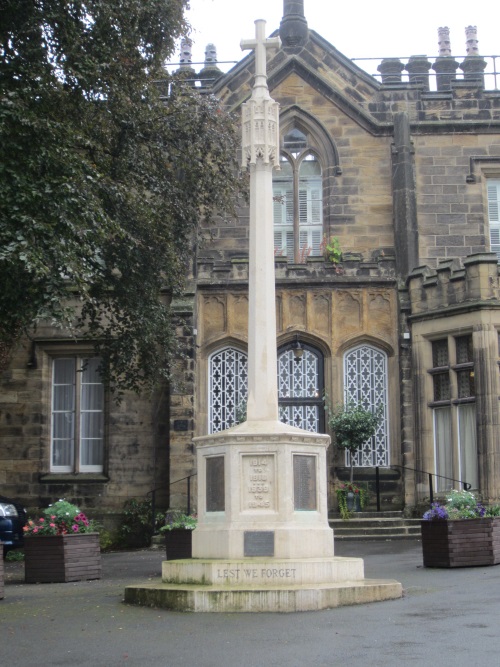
(326, 402, 381, 482)
(0, 0, 241, 393)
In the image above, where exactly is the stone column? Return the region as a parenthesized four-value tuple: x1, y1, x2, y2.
(472, 324, 500, 502)
(240, 20, 281, 423)
(392, 112, 418, 277)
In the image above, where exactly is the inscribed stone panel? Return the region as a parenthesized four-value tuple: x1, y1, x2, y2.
(241, 454, 276, 511)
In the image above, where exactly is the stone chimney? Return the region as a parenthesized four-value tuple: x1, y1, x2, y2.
(461, 26, 487, 86)
(433, 27, 459, 91)
(465, 25, 479, 56)
(199, 43, 223, 88)
(175, 37, 196, 86)
(279, 0, 308, 48)
(179, 38, 194, 68)
(437, 26, 452, 57)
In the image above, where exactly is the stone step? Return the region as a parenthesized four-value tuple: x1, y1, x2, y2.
(333, 525, 421, 537)
(330, 519, 421, 530)
(329, 510, 406, 519)
(329, 513, 422, 540)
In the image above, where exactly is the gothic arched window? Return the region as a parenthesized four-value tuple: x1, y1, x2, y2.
(277, 342, 324, 432)
(273, 128, 323, 262)
(208, 342, 324, 434)
(343, 344, 390, 466)
(208, 347, 248, 433)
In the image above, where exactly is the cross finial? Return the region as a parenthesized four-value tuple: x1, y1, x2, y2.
(241, 20, 281, 99)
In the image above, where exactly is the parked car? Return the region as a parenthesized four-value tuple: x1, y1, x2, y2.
(0, 494, 27, 555)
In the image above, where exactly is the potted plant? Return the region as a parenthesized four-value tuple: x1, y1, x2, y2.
(335, 482, 368, 520)
(326, 401, 381, 518)
(23, 499, 101, 583)
(421, 489, 500, 568)
(160, 511, 197, 560)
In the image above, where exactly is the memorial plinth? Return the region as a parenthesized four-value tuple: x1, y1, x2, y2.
(192, 420, 333, 560)
(125, 419, 401, 612)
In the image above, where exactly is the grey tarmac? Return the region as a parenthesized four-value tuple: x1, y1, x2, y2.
(1, 539, 499, 667)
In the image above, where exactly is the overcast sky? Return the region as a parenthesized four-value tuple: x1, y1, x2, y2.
(171, 0, 498, 80)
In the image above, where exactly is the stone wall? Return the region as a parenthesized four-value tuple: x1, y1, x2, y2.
(0, 331, 170, 524)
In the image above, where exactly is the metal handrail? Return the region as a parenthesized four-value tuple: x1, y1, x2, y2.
(373, 465, 470, 510)
(147, 473, 197, 534)
(392, 465, 471, 505)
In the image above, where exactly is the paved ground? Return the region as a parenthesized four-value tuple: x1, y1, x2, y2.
(1, 539, 500, 667)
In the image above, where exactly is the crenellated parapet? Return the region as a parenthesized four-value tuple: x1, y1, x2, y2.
(406, 253, 500, 317)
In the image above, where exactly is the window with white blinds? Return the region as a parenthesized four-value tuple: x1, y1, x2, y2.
(51, 357, 104, 472)
(273, 151, 323, 259)
(487, 180, 500, 260)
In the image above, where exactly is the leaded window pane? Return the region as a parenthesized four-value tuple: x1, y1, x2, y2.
(455, 335, 473, 364)
(277, 345, 323, 432)
(209, 348, 248, 433)
(457, 370, 475, 398)
(278, 349, 319, 399)
(433, 372, 451, 401)
(279, 404, 319, 432)
(343, 345, 389, 467)
(209, 345, 323, 434)
(488, 180, 500, 260)
(432, 339, 449, 367)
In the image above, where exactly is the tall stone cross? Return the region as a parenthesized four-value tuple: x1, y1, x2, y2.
(240, 21, 281, 423)
(241, 20, 281, 101)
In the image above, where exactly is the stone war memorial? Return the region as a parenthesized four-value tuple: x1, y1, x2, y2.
(124, 19, 402, 612)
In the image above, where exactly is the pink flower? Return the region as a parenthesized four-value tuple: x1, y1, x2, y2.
(72, 525, 79, 532)
(33, 527, 38, 533)
(39, 518, 45, 523)
(50, 523, 56, 528)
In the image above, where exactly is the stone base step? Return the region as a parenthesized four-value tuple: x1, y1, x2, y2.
(125, 578, 402, 612)
(125, 556, 402, 612)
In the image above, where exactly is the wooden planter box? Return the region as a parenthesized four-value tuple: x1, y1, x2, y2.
(164, 529, 193, 560)
(421, 518, 500, 568)
(25, 533, 101, 583)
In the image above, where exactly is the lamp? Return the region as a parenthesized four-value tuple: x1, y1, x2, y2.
(292, 335, 304, 361)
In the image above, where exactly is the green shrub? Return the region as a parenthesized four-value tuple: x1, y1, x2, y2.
(117, 498, 164, 548)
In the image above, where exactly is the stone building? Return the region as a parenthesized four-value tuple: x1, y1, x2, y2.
(2, 0, 500, 521)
